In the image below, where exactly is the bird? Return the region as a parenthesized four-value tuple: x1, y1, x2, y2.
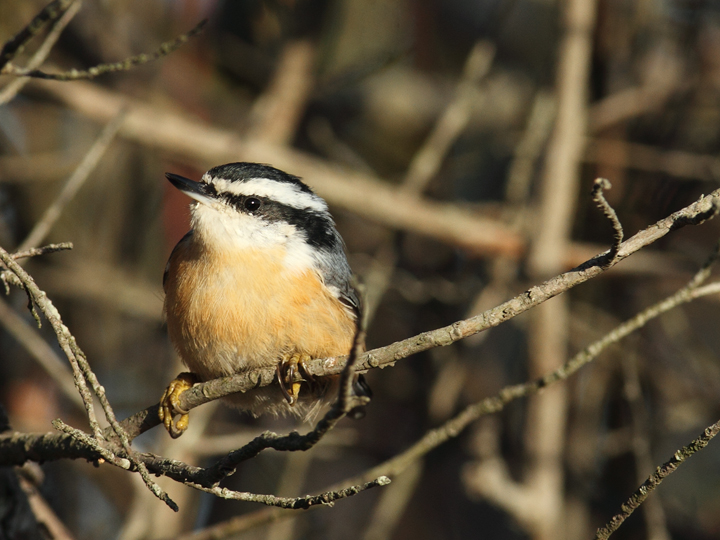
(158, 162, 371, 438)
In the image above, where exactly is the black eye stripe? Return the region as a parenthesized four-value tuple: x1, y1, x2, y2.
(218, 192, 337, 250)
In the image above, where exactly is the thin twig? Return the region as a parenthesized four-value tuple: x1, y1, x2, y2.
(17, 112, 126, 252)
(68, 336, 180, 512)
(592, 178, 624, 263)
(52, 419, 131, 470)
(199, 317, 368, 485)
(184, 476, 390, 509)
(584, 138, 720, 183)
(0, 0, 81, 105)
(0, 0, 74, 71)
(123, 251, 720, 489)
(10, 242, 73, 260)
(0, 245, 178, 511)
(402, 41, 495, 194)
(4, 20, 207, 81)
(0, 242, 73, 290)
(594, 419, 720, 540)
(0, 247, 101, 434)
(0, 295, 83, 410)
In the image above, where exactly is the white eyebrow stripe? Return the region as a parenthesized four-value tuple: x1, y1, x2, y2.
(208, 177, 327, 212)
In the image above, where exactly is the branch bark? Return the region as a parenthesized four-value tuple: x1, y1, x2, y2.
(1, 185, 718, 470)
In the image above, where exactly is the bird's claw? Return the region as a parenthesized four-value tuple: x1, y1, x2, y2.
(158, 372, 198, 438)
(278, 352, 312, 405)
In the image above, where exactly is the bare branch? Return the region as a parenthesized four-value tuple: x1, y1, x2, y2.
(52, 419, 131, 471)
(10, 242, 73, 260)
(0, 246, 177, 511)
(594, 419, 720, 540)
(17, 112, 125, 252)
(402, 41, 495, 194)
(1, 242, 73, 290)
(2, 190, 720, 518)
(0, 1, 81, 105)
(591, 178, 623, 263)
(193, 278, 720, 537)
(35, 79, 525, 258)
(0, 0, 75, 71)
(184, 476, 390, 509)
(3, 19, 208, 81)
(0, 295, 82, 410)
(110, 186, 720, 443)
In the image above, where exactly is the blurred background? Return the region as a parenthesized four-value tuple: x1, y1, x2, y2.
(2, 0, 720, 539)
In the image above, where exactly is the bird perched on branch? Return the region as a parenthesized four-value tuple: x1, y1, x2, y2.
(158, 162, 371, 437)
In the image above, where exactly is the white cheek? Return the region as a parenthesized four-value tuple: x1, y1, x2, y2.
(282, 234, 319, 272)
(192, 204, 281, 248)
(191, 204, 318, 272)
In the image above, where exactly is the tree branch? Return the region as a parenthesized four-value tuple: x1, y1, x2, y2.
(0, 246, 178, 511)
(184, 476, 390, 509)
(2, 19, 207, 81)
(0, 0, 74, 71)
(594, 419, 720, 540)
(1, 187, 719, 517)
(111, 186, 720, 442)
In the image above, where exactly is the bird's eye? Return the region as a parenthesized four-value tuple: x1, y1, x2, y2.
(244, 197, 261, 211)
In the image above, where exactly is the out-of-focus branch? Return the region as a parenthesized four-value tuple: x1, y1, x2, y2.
(17, 111, 125, 253)
(246, 40, 316, 146)
(17, 474, 76, 540)
(521, 0, 597, 534)
(505, 90, 556, 204)
(402, 41, 495, 194)
(0, 0, 75, 71)
(2, 20, 208, 81)
(588, 84, 678, 134)
(29, 259, 163, 321)
(0, 0, 81, 105)
(34, 79, 524, 258)
(0, 295, 82, 410)
(584, 138, 720, 182)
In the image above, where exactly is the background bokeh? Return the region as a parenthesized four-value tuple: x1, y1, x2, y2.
(2, 1, 720, 539)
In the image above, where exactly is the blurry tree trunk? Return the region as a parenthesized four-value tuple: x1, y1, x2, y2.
(526, 0, 598, 538)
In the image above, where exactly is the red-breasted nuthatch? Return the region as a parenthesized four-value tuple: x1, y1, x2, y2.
(158, 162, 371, 437)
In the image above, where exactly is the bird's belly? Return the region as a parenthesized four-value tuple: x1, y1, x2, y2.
(164, 247, 355, 381)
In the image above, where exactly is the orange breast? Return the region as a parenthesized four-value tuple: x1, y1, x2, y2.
(164, 240, 356, 381)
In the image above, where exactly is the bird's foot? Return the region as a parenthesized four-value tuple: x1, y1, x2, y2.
(158, 372, 199, 438)
(278, 352, 312, 405)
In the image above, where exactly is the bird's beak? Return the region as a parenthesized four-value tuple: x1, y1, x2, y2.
(166, 173, 214, 205)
